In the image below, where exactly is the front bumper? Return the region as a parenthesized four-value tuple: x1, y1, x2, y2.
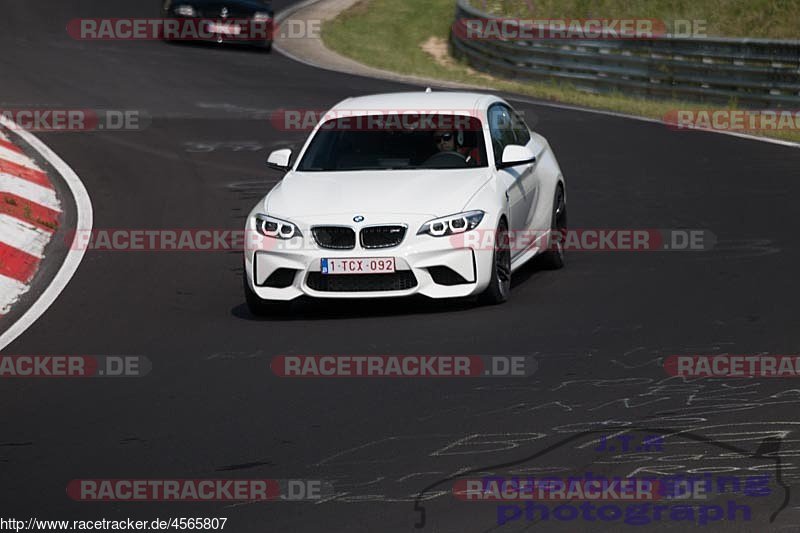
(244, 218, 495, 301)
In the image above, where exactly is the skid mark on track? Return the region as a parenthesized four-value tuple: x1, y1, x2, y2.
(216, 460, 275, 472)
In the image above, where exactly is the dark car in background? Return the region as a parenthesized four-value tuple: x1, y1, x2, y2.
(161, 0, 274, 51)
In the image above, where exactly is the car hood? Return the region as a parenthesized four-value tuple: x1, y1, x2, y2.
(264, 168, 493, 219)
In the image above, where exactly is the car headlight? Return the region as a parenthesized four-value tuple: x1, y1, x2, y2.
(417, 210, 484, 237)
(254, 214, 302, 240)
(253, 12, 272, 21)
(174, 4, 196, 16)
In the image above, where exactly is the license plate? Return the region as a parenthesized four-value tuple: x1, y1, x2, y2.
(207, 22, 241, 35)
(321, 258, 396, 275)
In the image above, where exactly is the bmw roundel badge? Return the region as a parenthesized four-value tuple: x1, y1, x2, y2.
(353, 215, 365, 223)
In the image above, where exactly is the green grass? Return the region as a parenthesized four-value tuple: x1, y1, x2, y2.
(323, 0, 458, 78)
(322, 0, 800, 144)
(470, 0, 800, 39)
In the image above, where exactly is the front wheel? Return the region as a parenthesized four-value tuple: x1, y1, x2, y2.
(478, 219, 511, 305)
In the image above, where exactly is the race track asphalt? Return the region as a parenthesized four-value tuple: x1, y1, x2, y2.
(2, 1, 800, 531)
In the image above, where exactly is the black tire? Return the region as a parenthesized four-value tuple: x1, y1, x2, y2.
(259, 41, 272, 53)
(243, 274, 290, 316)
(478, 219, 511, 305)
(539, 185, 567, 270)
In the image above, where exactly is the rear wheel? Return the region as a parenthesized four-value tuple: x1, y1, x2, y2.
(479, 219, 511, 305)
(244, 273, 290, 316)
(539, 185, 566, 270)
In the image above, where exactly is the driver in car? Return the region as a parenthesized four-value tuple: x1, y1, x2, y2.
(434, 130, 480, 165)
(434, 131, 457, 153)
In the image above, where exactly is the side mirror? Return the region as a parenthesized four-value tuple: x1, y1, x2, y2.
(267, 148, 293, 171)
(498, 144, 536, 169)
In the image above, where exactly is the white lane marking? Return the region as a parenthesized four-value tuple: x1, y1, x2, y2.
(0, 115, 93, 350)
(0, 214, 52, 257)
(0, 275, 29, 315)
(0, 173, 60, 211)
(0, 146, 42, 171)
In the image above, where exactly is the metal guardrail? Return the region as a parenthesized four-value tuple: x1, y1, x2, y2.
(451, 0, 800, 107)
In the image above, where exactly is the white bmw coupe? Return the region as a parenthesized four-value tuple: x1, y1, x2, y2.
(244, 91, 567, 314)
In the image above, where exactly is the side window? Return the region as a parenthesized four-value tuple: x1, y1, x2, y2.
(488, 104, 517, 164)
(511, 109, 531, 145)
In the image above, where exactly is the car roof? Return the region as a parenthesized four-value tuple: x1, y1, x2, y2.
(329, 91, 501, 114)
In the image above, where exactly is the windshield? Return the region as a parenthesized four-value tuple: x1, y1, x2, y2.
(296, 114, 487, 171)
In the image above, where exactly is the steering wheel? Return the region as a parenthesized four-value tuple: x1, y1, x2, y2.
(422, 151, 469, 168)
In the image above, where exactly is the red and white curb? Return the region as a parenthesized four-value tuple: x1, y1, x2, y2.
(0, 116, 93, 350)
(0, 127, 60, 314)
